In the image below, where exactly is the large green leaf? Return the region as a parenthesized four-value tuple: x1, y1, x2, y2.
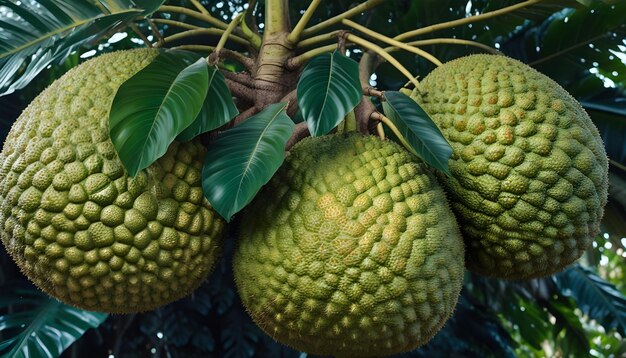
(177, 68, 239, 142)
(202, 103, 294, 222)
(555, 265, 626, 335)
(502, 297, 551, 350)
(545, 297, 590, 357)
(296, 51, 361, 137)
(382, 91, 452, 175)
(0, 285, 108, 358)
(109, 51, 209, 176)
(530, 1, 626, 88)
(0, 0, 162, 96)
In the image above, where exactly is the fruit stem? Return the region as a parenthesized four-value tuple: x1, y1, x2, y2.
(342, 19, 443, 67)
(346, 34, 420, 88)
(376, 122, 385, 140)
(288, 0, 323, 43)
(393, 0, 544, 42)
(374, 112, 418, 157)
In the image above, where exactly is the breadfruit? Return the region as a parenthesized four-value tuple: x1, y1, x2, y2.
(233, 134, 464, 357)
(0, 49, 224, 313)
(412, 54, 608, 280)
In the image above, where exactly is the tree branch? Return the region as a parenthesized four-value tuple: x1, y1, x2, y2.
(347, 34, 420, 88)
(286, 122, 310, 150)
(342, 19, 443, 67)
(222, 70, 255, 87)
(158, 5, 228, 30)
(288, 0, 322, 43)
(232, 105, 260, 126)
(393, 0, 544, 42)
(386, 38, 501, 55)
(354, 96, 376, 134)
(226, 79, 255, 103)
(162, 29, 249, 47)
(301, 0, 386, 38)
(218, 49, 256, 72)
(280, 90, 298, 116)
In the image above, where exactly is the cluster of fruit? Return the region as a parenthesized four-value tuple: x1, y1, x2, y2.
(0, 50, 608, 357)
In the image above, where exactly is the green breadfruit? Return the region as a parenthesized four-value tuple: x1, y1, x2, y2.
(0, 49, 224, 313)
(233, 134, 465, 357)
(412, 54, 608, 280)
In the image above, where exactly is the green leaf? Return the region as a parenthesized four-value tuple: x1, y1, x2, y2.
(0, 0, 152, 96)
(202, 103, 294, 222)
(177, 68, 239, 142)
(555, 265, 626, 335)
(297, 51, 362, 137)
(0, 285, 108, 358)
(502, 297, 551, 350)
(545, 297, 590, 357)
(109, 52, 209, 176)
(382, 91, 452, 175)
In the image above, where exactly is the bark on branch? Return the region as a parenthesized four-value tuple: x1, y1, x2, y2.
(286, 122, 310, 151)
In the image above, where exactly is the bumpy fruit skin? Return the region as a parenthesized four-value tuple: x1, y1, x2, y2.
(234, 134, 464, 357)
(0, 50, 224, 313)
(414, 54, 608, 280)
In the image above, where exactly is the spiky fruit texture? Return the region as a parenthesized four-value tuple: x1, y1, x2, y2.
(234, 134, 464, 357)
(0, 50, 224, 313)
(413, 54, 608, 280)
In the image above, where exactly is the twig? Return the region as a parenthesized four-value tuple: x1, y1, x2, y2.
(394, 0, 544, 41)
(147, 18, 164, 46)
(171, 44, 214, 53)
(161, 29, 249, 46)
(129, 23, 152, 47)
(215, 13, 243, 54)
(287, 44, 337, 69)
(297, 30, 341, 48)
(159, 4, 228, 30)
(286, 122, 310, 150)
(151, 18, 200, 31)
(342, 19, 443, 67)
(363, 87, 383, 98)
(388, 38, 501, 54)
(347, 34, 420, 88)
(302, 0, 386, 37)
(288, 0, 323, 43)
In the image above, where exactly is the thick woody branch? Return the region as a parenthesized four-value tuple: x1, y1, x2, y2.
(226, 79, 255, 103)
(286, 122, 310, 151)
(232, 105, 260, 126)
(354, 96, 376, 134)
(215, 48, 256, 72)
(280, 90, 298, 116)
(222, 70, 255, 87)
